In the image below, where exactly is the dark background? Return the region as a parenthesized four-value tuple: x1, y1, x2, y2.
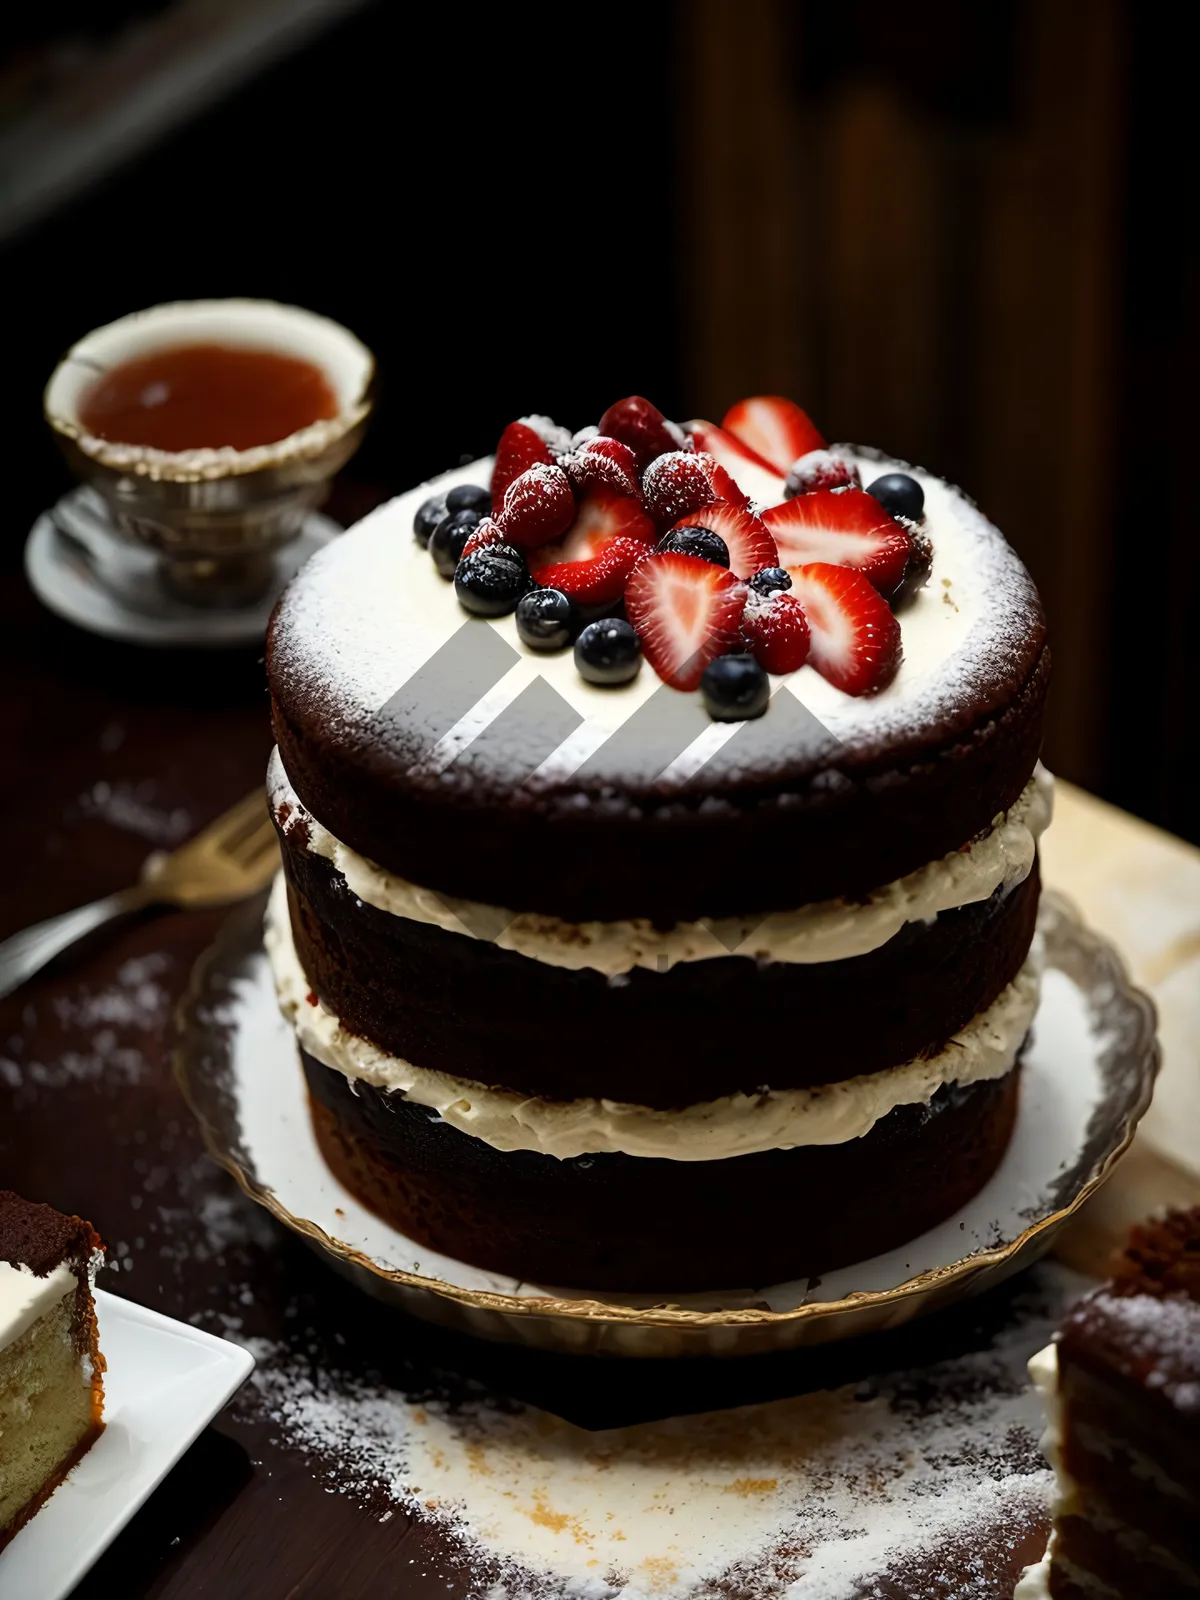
(2, 0, 1196, 842)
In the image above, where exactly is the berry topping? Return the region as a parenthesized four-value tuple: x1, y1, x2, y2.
(785, 562, 902, 696)
(491, 421, 554, 508)
(687, 420, 787, 508)
(519, 414, 574, 457)
(641, 450, 749, 528)
(741, 591, 811, 674)
(446, 482, 493, 516)
(624, 552, 748, 691)
(889, 525, 934, 609)
(656, 525, 730, 567)
(414, 493, 448, 547)
(784, 449, 860, 498)
(563, 436, 641, 500)
(496, 462, 576, 549)
(668, 499, 778, 580)
(867, 472, 925, 521)
(453, 545, 529, 617)
(597, 395, 679, 468)
(460, 516, 506, 560)
(575, 617, 642, 686)
(763, 488, 912, 598)
(516, 587, 577, 651)
(430, 509, 481, 577)
(748, 566, 792, 596)
(527, 488, 656, 605)
(721, 396, 825, 476)
(701, 654, 770, 722)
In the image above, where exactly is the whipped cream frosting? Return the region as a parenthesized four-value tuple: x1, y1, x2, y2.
(1013, 1342, 1070, 1599)
(0, 1259, 77, 1353)
(266, 873, 1040, 1161)
(270, 751, 1051, 976)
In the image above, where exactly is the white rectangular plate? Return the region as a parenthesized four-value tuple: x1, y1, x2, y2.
(0, 1289, 254, 1600)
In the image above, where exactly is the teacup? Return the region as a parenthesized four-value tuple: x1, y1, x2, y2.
(45, 299, 375, 607)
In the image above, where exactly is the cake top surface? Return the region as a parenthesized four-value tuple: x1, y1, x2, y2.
(0, 1188, 97, 1277)
(266, 397, 1048, 921)
(1060, 1207, 1200, 1416)
(270, 444, 1043, 804)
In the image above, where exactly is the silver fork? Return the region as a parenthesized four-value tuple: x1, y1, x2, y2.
(0, 790, 278, 1001)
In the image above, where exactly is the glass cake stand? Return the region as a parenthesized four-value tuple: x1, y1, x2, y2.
(174, 892, 1158, 1358)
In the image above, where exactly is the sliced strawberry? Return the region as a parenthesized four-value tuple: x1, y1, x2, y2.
(563, 436, 641, 500)
(624, 553, 747, 691)
(460, 517, 506, 560)
(687, 420, 787, 508)
(597, 396, 679, 468)
(722, 396, 825, 476)
(491, 421, 554, 508)
(527, 489, 655, 605)
(668, 500, 778, 581)
(786, 563, 902, 696)
(763, 488, 911, 597)
(496, 463, 576, 549)
(783, 449, 860, 498)
(742, 592, 811, 675)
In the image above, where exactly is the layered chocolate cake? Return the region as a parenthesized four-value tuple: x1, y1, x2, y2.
(266, 393, 1051, 1291)
(1016, 1208, 1200, 1599)
(0, 1192, 105, 1549)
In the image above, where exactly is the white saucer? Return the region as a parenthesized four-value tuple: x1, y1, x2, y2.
(25, 486, 339, 648)
(0, 1290, 254, 1599)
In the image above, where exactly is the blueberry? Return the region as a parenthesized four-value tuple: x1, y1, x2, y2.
(454, 546, 528, 616)
(516, 587, 576, 651)
(656, 526, 730, 568)
(867, 472, 924, 521)
(446, 482, 492, 516)
(414, 493, 449, 546)
(574, 618, 641, 686)
(701, 654, 769, 722)
(748, 566, 792, 596)
(430, 509, 481, 577)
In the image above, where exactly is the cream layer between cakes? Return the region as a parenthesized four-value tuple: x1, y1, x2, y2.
(270, 750, 1051, 976)
(267, 872, 1041, 1162)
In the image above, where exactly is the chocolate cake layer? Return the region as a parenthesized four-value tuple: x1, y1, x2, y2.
(281, 840, 1039, 1104)
(301, 1048, 1021, 1291)
(1050, 1513, 1200, 1599)
(270, 641, 1048, 923)
(1043, 1211, 1200, 1600)
(0, 1190, 96, 1278)
(276, 819, 1036, 1107)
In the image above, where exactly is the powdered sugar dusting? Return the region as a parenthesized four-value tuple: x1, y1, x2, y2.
(269, 444, 1042, 791)
(0, 952, 172, 1092)
(228, 1268, 1085, 1598)
(1085, 1291, 1200, 1413)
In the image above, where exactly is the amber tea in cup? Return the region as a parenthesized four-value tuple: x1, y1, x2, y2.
(78, 343, 340, 454)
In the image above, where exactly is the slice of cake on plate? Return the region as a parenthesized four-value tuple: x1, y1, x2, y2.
(1016, 1208, 1200, 1598)
(265, 391, 1051, 1291)
(0, 1191, 105, 1550)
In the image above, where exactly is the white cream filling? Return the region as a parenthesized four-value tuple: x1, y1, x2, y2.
(269, 752, 1052, 976)
(0, 1259, 77, 1354)
(1013, 1342, 1077, 1598)
(266, 872, 1040, 1162)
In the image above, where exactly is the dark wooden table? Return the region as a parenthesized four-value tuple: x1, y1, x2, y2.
(0, 548, 1055, 1599)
